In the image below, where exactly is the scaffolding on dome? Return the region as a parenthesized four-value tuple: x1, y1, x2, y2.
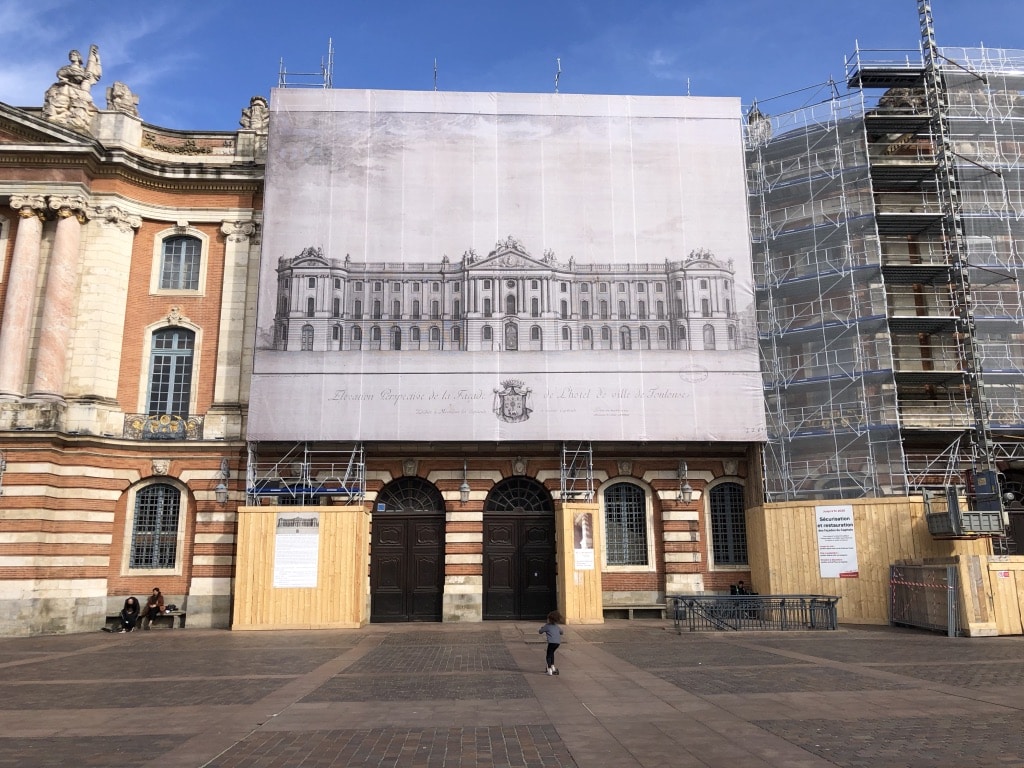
(747, 1, 1024, 537)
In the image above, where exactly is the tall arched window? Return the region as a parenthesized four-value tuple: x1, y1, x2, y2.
(600, 300, 609, 319)
(452, 326, 461, 345)
(392, 299, 401, 318)
(604, 482, 648, 566)
(353, 326, 363, 342)
(581, 300, 590, 319)
(484, 297, 493, 317)
(638, 300, 646, 318)
(506, 295, 517, 315)
(148, 328, 194, 417)
(301, 324, 314, 350)
(531, 297, 540, 317)
(430, 327, 440, 342)
(431, 301, 440, 319)
(656, 301, 665, 319)
(306, 297, 315, 318)
(391, 327, 401, 350)
(710, 482, 747, 565)
(159, 236, 201, 290)
(130, 484, 181, 568)
(620, 327, 632, 349)
(618, 300, 627, 318)
(412, 300, 421, 319)
(371, 326, 381, 341)
(332, 297, 341, 317)
(560, 300, 568, 319)
(453, 300, 461, 320)
(373, 300, 382, 319)
(353, 300, 363, 319)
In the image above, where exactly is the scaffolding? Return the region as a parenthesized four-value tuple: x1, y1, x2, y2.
(560, 442, 594, 502)
(278, 39, 335, 89)
(748, 4, 1024, 522)
(246, 442, 365, 505)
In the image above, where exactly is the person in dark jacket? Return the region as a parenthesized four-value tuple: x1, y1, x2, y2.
(538, 611, 563, 675)
(142, 587, 164, 629)
(118, 596, 140, 632)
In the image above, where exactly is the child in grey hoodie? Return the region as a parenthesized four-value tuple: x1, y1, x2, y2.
(538, 611, 563, 675)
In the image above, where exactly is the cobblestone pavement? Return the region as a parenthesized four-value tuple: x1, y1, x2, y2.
(0, 621, 1020, 767)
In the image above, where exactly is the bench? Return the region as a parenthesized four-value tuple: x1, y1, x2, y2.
(105, 611, 187, 631)
(602, 604, 667, 620)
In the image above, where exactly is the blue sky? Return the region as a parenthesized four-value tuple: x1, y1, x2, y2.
(1, 0, 1022, 131)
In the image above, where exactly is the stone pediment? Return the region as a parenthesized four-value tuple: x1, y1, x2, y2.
(466, 236, 562, 273)
(0, 103, 95, 146)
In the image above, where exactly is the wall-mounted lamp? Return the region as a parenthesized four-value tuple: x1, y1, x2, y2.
(677, 460, 693, 504)
(459, 461, 471, 505)
(214, 457, 230, 505)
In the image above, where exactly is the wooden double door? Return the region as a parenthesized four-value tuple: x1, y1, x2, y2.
(370, 512, 444, 622)
(483, 514, 557, 620)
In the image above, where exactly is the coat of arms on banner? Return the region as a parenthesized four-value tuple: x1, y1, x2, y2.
(493, 379, 532, 423)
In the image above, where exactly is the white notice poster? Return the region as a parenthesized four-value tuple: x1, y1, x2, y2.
(814, 505, 859, 579)
(273, 512, 320, 588)
(573, 511, 595, 571)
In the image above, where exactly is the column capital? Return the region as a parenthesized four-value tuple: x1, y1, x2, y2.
(9, 194, 47, 219)
(49, 195, 90, 224)
(87, 204, 142, 233)
(220, 219, 259, 244)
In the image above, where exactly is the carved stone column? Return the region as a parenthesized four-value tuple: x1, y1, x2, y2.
(206, 219, 258, 440)
(29, 196, 89, 400)
(0, 195, 47, 399)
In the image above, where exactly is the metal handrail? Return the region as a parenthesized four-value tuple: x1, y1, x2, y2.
(669, 594, 840, 633)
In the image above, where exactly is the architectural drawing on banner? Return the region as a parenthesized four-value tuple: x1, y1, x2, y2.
(269, 235, 748, 354)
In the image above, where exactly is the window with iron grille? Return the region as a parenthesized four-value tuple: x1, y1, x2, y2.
(159, 236, 200, 290)
(710, 482, 747, 565)
(604, 482, 648, 566)
(147, 329, 194, 417)
(130, 484, 180, 568)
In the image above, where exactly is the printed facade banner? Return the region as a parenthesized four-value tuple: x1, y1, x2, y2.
(815, 504, 859, 579)
(273, 512, 320, 588)
(250, 89, 766, 442)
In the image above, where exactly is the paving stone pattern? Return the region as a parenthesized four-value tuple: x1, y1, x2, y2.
(0, 623, 1020, 767)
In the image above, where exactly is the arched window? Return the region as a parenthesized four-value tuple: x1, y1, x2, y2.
(484, 297, 492, 317)
(582, 327, 592, 341)
(453, 300, 461, 320)
(701, 298, 711, 317)
(580, 283, 590, 293)
(679, 326, 687, 340)
(431, 301, 440, 319)
(430, 327, 440, 342)
(561, 326, 570, 340)
(411, 326, 421, 342)
(710, 482, 747, 565)
(604, 482, 648, 566)
(306, 297, 315, 318)
(482, 325, 492, 341)
(506, 295, 517, 315)
(159, 236, 201, 290)
(452, 326, 461, 344)
(531, 297, 540, 317)
(658, 326, 668, 341)
(332, 325, 341, 341)
(703, 324, 716, 349)
(391, 327, 401, 350)
(620, 327, 632, 349)
(332, 297, 341, 317)
(639, 327, 648, 341)
(130, 484, 181, 568)
(353, 300, 363, 319)
(148, 328, 194, 417)
(618, 300, 627, 318)
(412, 300, 421, 319)
(373, 300, 382, 319)
(560, 300, 568, 319)
(392, 299, 401, 318)
(581, 300, 590, 319)
(301, 324, 314, 351)
(656, 301, 665, 319)
(371, 326, 381, 341)
(600, 300, 609, 319)
(530, 326, 541, 341)
(601, 326, 611, 341)
(353, 326, 363, 342)
(728, 326, 735, 340)
(638, 300, 646, 318)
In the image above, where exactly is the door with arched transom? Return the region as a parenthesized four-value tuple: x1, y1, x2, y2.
(370, 477, 445, 622)
(483, 477, 557, 620)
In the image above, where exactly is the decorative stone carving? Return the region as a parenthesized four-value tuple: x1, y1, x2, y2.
(512, 457, 527, 476)
(105, 81, 139, 117)
(42, 46, 102, 133)
(152, 459, 170, 475)
(402, 459, 417, 477)
(239, 96, 269, 132)
(9, 195, 47, 220)
(48, 195, 89, 224)
(142, 132, 212, 155)
(220, 220, 257, 244)
(723, 460, 739, 476)
(87, 204, 142, 233)
(617, 460, 633, 476)
(167, 306, 183, 326)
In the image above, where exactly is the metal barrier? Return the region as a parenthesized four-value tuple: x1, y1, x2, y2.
(669, 595, 841, 633)
(889, 563, 959, 637)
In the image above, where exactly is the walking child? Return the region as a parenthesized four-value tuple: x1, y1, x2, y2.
(538, 610, 563, 675)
